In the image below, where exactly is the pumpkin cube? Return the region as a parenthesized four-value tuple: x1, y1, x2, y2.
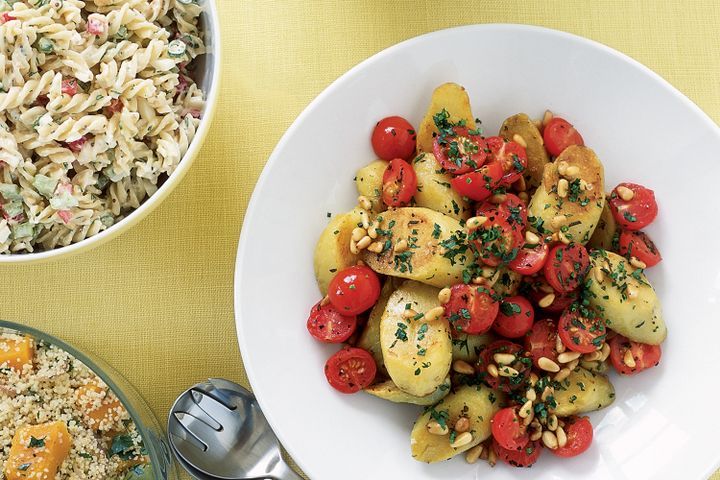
(0, 336, 34, 373)
(76, 382, 123, 431)
(4, 421, 72, 480)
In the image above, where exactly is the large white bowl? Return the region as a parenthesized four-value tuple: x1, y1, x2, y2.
(235, 24, 720, 480)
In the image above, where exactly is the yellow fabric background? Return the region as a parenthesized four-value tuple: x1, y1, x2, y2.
(2, 1, 719, 478)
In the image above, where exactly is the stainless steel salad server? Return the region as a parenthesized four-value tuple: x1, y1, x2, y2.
(168, 378, 302, 480)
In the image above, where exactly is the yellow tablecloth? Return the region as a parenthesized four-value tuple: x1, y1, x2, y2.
(2, 1, 719, 478)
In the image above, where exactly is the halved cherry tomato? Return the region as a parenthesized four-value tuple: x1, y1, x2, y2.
(509, 237, 549, 275)
(550, 416, 593, 457)
(477, 340, 531, 392)
(306, 301, 357, 343)
(486, 136, 528, 185)
(381, 158, 417, 207)
(469, 209, 523, 267)
(493, 438, 542, 467)
(543, 117, 584, 157)
(493, 296, 534, 339)
(324, 347, 377, 394)
(558, 304, 606, 354)
(618, 230, 661, 267)
(543, 243, 590, 293)
(608, 183, 658, 230)
(609, 335, 662, 375)
(327, 265, 381, 315)
(524, 318, 559, 368)
(450, 161, 503, 201)
(433, 126, 487, 174)
(444, 284, 499, 335)
(61, 78, 78, 96)
(491, 407, 529, 451)
(528, 282, 578, 312)
(478, 193, 527, 231)
(371, 116, 416, 161)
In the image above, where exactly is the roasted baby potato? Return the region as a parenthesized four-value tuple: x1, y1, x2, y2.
(586, 250, 667, 345)
(587, 200, 618, 251)
(355, 159, 388, 212)
(357, 278, 400, 378)
(410, 384, 503, 463)
(451, 333, 494, 364)
(361, 207, 473, 288)
(580, 358, 610, 374)
(365, 376, 450, 406)
(528, 145, 605, 244)
(313, 208, 364, 295)
(499, 113, 549, 189)
(416, 83, 476, 154)
(412, 153, 471, 220)
(553, 367, 615, 416)
(379, 281, 452, 396)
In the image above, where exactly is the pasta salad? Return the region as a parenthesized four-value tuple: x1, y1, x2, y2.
(0, 0, 206, 253)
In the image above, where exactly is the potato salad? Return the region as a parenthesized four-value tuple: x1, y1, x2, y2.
(306, 83, 666, 468)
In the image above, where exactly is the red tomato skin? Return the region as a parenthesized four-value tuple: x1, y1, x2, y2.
(87, 17, 106, 35)
(558, 304, 606, 354)
(433, 126, 488, 174)
(444, 284, 499, 335)
(306, 301, 357, 343)
(450, 161, 503, 201)
(493, 438, 542, 468)
(543, 244, 590, 293)
(65, 136, 87, 152)
(371, 116, 416, 161)
(61, 78, 78, 96)
(609, 335, 662, 375)
(327, 265, 381, 315)
(324, 347, 377, 394)
(524, 318, 559, 368)
(529, 286, 578, 313)
(477, 340, 530, 393)
(491, 407, 529, 451)
(550, 417, 593, 458)
(478, 193, 528, 231)
(1, 13, 15, 23)
(543, 117, 584, 156)
(470, 210, 524, 267)
(618, 230, 662, 267)
(106, 98, 124, 115)
(493, 296, 535, 339)
(509, 239, 549, 275)
(381, 158, 417, 207)
(485, 137, 528, 185)
(608, 183, 658, 230)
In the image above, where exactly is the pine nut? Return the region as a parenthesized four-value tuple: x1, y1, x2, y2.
(557, 351, 581, 363)
(518, 191, 529, 202)
(557, 161, 568, 176)
(626, 285, 638, 299)
(542, 430, 558, 449)
(583, 350, 602, 362)
(630, 256, 647, 269)
(581, 179, 592, 191)
(438, 288, 452, 304)
(486, 364, 499, 378)
(525, 231, 540, 245)
(526, 388, 537, 402)
(616, 185, 634, 201)
(567, 359, 579, 371)
(601, 342, 611, 361)
(356, 235, 372, 250)
(533, 119, 542, 130)
(424, 306, 445, 322)
(547, 414, 558, 431)
(538, 293, 556, 308)
(541, 385, 554, 402)
(498, 366, 520, 377)
(516, 176, 527, 192)
(465, 444, 483, 464)
(450, 432, 473, 449)
(564, 165, 580, 178)
(367, 241, 384, 253)
(551, 232, 560, 242)
(555, 335, 566, 353)
(559, 231, 571, 245)
(519, 400, 533, 418)
(402, 308, 417, 319)
(394, 238, 408, 252)
(471, 276, 487, 285)
(480, 267, 496, 278)
(522, 409, 535, 426)
(530, 428, 542, 441)
(551, 214, 566, 229)
(557, 179, 569, 199)
(487, 446, 497, 466)
(542, 110, 553, 127)
(368, 225, 378, 239)
(453, 360, 475, 375)
(593, 266, 605, 283)
(480, 444, 489, 460)
(538, 356, 560, 372)
(466, 216, 488, 229)
(454, 417, 470, 433)
(351, 227, 367, 242)
(554, 367, 571, 382)
(539, 283, 554, 294)
(359, 209, 370, 229)
(556, 426, 568, 448)
(624, 350, 636, 368)
(426, 420, 449, 436)
(529, 372, 539, 386)
(512, 133, 527, 148)
(349, 240, 359, 255)
(320, 295, 330, 307)
(358, 195, 373, 211)
(489, 193, 506, 204)
(493, 353, 516, 365)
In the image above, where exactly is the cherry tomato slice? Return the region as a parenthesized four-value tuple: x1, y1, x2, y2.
(486, 136, 528, 185)
(509, 237, 549, 275)
(450, 161, 503, 201)
(493, 296, 535, 339)
(550, 416, 593, 458)
(381, 158, 417, 207)
(478, 193, 528, 231)
(324, 347, 377, 393)
(528, 282, 578, 312)
(61, 78, 78, 96)
(493, 438, 542, 468)
(470, 209, 524, 267)
(618, 230, 662, 267)
(444, 284, 499, 335)
(543, 117, 584, 157)
(433, 126, 488, 175)
(371, 116, 416, 161)
(558, 304, 606, 354)
(306, 301, 357, 343)
(524, 318, 559, 368)
(477, 340, 531, 393)
(608, 183, 658, 230)
(543, 243, 590, 293)
(491, 407, 529, 451)
(609, 335, 662, 375)
(328, 265, 381, 315)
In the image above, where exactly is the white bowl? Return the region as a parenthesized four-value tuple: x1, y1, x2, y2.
(235, 24, 720, 480)
(0, 2, 221, 264)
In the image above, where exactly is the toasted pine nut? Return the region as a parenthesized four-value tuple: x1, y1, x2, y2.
(626, 285, 638, 299)
(557, 161, 568, 176)
(367, 225, 378, 239)
(556, 426, 568, 448)
(529, 372, 539, 386)
(530, 428, 542, 441)
(542, 430, 558, 449)
(533, 118, 542, 130)
(471, 276, 487, 285)
(426, 420, 449, 436)
(554, 368, 571, 382)
(493, 353, 516, 365)
(519, 400, 533, 418)
(557, 351, 581, 364)
(557, 178, 569, 198)
(487, 446, 497, 466)
(438, 288, 452, 304)
(550, 214, 566, 229)
(356, 235, 372, 250)
(402, 308, 417, 319)
(358, 195, 373, 211)
(593, 266, 605, 283)
(516, 176, 527, 192)
(530, 419, 541, 429)
(538, 293, 556, 308)
(525, 231, 540, 245)
(539, 283, 554, 294)
(538, 356, 560, 373)
(466, 215, 488, 229)
(454, 417, 470, 433)
(567, 359, 579, 371)
(489, 193, 506, 204)
(450, 432, 473, 449)
(581, 179, 592, 191)
(583, 350, 602, 362)
(498, 366, 520, 377)
(367, 241, 384, 253)
(486, 363, 499, 378)
(564, 165, 580, 178)
(394, 238, 408, 253)
(616, 185, 634, 201)
(320, 295, 330, 307)
(351, 227, 367, 242)
(541, 385, 554, 402)
(465, 444, 483, 464)
(512, 133, 527, 148)
(522, 408, 535, 426)
(453, 360, 475, 375)
(555, 335, 566, 353)
(424, 306, 445, 322)
(518, 191, 529, 202)
(624, 350, 637, 368)
(630, 256, 647, 269)
(359, 209, 370, 229)
(480, 267, 496, 278)
(601, 342, 611, 361)
(349, 240, 359, 255)
(547, 414, 558, 431)
(542, 110, 553, 127)
(526, 388, 537, 402)
(559, 231, 571, 245)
